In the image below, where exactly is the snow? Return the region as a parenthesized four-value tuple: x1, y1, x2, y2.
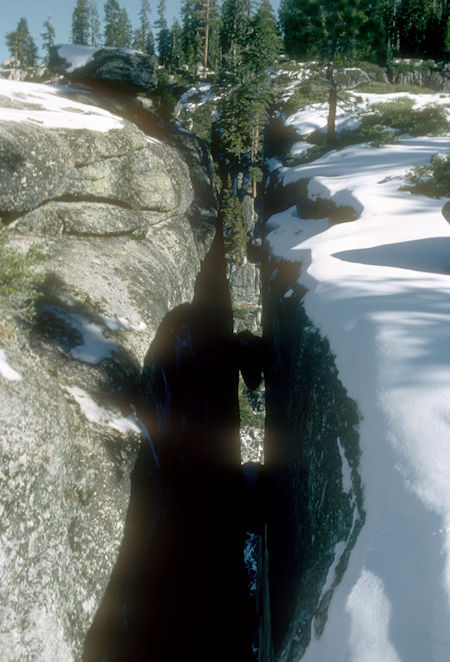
(0, 79, 123, 131)
(266, 91, 450, 661)
(56, 44, 143, 73)
(284, 90, 450, 141)
(0, 349, 22, 382)
(56, 44, 96, 73)
(101, 315, 147, 333)
(65, 385, 140, 435)
(44, 305, 118, 365)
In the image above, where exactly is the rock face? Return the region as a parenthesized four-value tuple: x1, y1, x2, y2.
(386, 59, 450, 91)
(0, 79, 216, 662)
(228, 262, 262, 334)
(49, 44, 158, 92)
(261, 264, 364, 662)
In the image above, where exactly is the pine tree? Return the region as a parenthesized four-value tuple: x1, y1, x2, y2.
(118, 7, 133, 47)
(133, 0, 155, 55)
(89, 0, 102, 47)
(72, 0, 90, 45)
(280, 0, 385, 144)
(218, 0, 280, 195)
(180, 0, 212, 72)
(167, 18, 183, 70)
(41, 16, 56, 64)
(397, 0, 438, 57)
(156, 0, 171, 64)
(220, 0, 249, 73)
(104, 0, 132, 47)
(134, 0, 155, 54)
(6, 17, 38, 67)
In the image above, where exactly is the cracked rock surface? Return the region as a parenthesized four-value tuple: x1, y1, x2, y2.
(0, 80, 217, 662)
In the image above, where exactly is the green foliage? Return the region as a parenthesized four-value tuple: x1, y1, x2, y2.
(88, 0, 102, 47)
(156, 0, 171, 65)
(356, 81, 436, 95)
(41, 17, 56, 64)
(154, 69, 176, 119)
(362, 97, 450, 136)
(0, 230, 44, 325)
(238, 379, 265, 431)
(6, 17, 38, 67)
(279, 0, 385, 64)
(133, 0, 155, 54)
(179, 0, 220, 73)
(104, 0, 132, 47)
(404, 153, 450, 196)
(280, 0, 448, 63)
(283, 77, 329, 113)
(220, 174, 248, 264)
(72, 0, 90, 45)
(217, 0, 280, 177)
(165, 18, 183, 71)
(181, 98, 216, 143)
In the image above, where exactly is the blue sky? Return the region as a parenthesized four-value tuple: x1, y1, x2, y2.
(1, 0, 280, 66)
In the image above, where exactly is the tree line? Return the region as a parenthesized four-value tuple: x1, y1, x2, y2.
(280, 0, 449, 62)
(4, 0, 448, 264)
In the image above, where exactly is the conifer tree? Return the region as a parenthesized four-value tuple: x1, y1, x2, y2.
(156, 0, 171, 64)
(167, 18, 183, 70)
(134, 0, 155, 54)
(6, 17, 38, 67)
(72, 0, 90, 45)
(89, 0, 102, 46)
(280, 0, 384, 144)
(218, 0, 280, 195)
(220, 0, 249, 73)
(180, 0, 218, 73)
(397, 0, 437, 57)
(41, 16, 56, 64)
(118, 7, 133, 47)
(104, 0, 132, 47)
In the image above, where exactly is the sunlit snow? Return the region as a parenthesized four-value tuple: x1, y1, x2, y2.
(266, 91, 450, 662)
(0, 349, 22, 382)
(65, 385, 140, 435)
(0, 79, 123, 131)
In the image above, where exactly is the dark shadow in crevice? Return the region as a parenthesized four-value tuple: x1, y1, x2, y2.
(82, 234, 263, 662)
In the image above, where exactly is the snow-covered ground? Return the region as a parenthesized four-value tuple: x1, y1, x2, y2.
(266, 92, 450, 661)
(285, 90, 450, 142)
(0, 78, 123, 131)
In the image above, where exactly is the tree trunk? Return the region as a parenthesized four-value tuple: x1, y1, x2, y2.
(326, 64, 337, 147)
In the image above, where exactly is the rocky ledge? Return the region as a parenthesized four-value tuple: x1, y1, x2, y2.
(0, 75, 216, 662)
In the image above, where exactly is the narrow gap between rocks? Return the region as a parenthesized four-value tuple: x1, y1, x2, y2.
(83, 231, 263, 662)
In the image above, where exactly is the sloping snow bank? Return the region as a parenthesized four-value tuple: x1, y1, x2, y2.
(0, 78, 123, 131)
(266, 96, 450, 661)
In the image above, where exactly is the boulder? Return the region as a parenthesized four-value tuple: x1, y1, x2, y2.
(48, 44, 158, 92)
(0, 79, 216, 662)
(386, 59, 450, 91)
(338, 67, 371, 89)
(442, 200, 450, 223)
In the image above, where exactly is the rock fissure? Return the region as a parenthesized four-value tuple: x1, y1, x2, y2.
(0, 63, 367, 662)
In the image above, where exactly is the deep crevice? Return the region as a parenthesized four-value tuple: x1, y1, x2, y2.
(82, 232, 259, 662)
